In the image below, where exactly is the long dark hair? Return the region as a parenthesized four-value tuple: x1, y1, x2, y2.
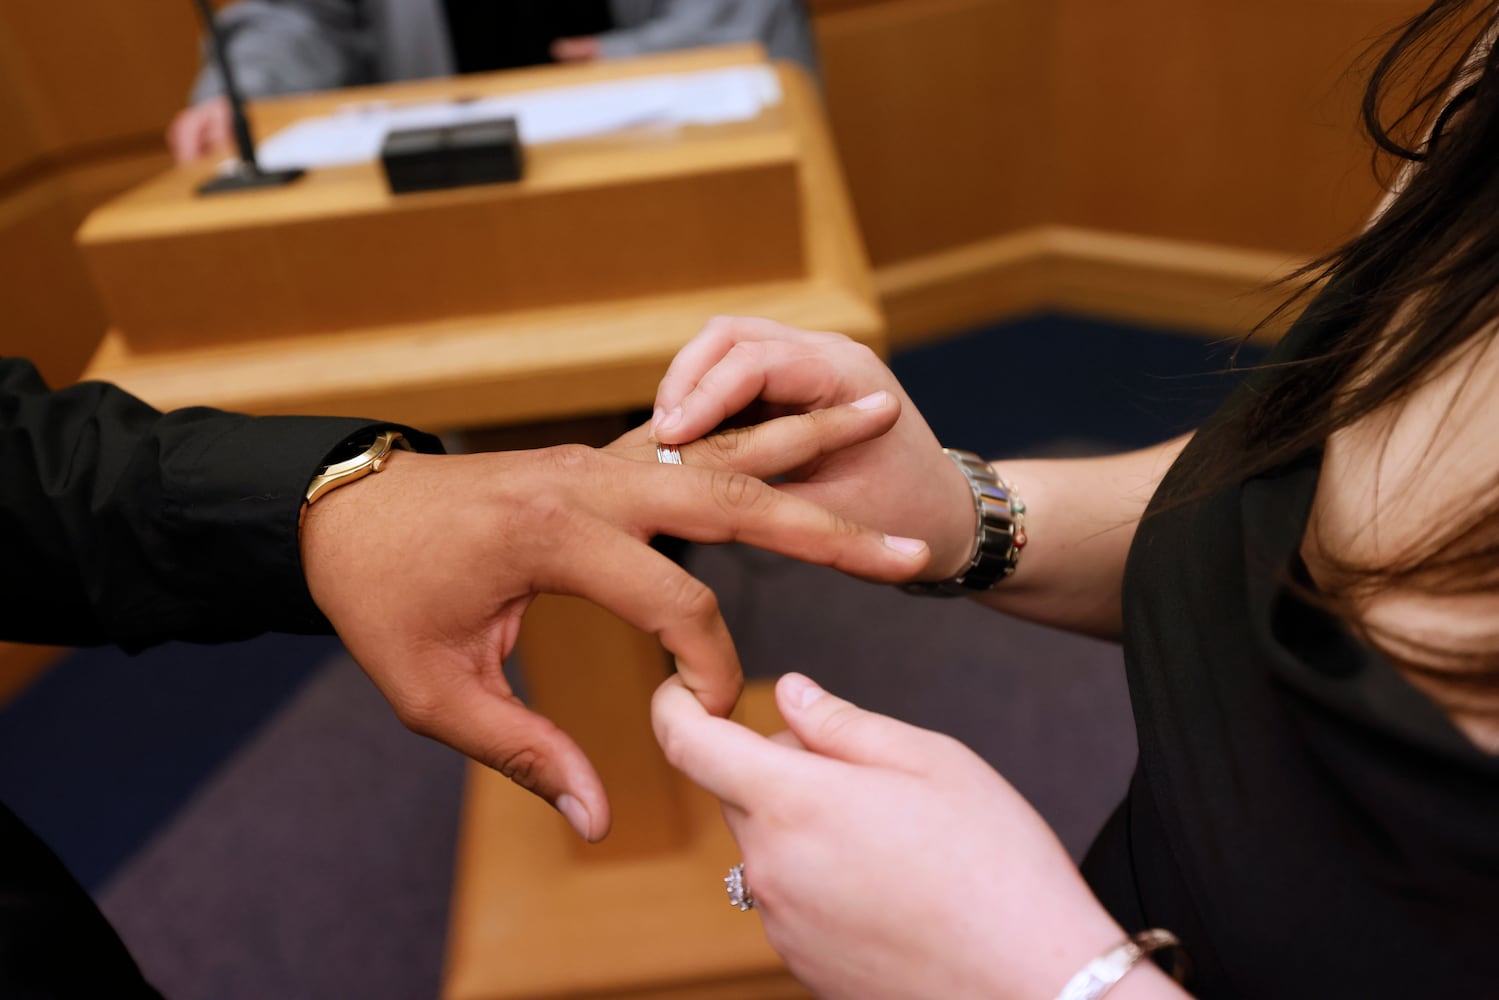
(1186, 1, 1499, 659)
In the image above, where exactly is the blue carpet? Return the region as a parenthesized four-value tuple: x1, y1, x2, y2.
(893, 312, 1262, 457)
(0, 633, 340, 890)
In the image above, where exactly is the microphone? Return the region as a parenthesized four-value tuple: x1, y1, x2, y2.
(190, 0, 304, 195)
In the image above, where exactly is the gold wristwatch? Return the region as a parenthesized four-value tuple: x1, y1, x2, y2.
(299, 429, 412, 524)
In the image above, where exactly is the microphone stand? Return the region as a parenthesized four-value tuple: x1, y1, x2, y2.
(191, 0, 304, 195)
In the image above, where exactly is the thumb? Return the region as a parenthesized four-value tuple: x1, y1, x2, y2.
(775, 673, 951, 772)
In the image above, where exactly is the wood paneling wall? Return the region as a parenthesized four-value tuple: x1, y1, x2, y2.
(814, 0, 1428, 338)
(0, 2, 200, 687)
(0, 1, 197, 386)
(814, 0, 1054, 263)
(1050, 0, 1408, 253)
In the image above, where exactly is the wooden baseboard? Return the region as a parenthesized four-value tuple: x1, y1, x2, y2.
(0, 643, 63, 705)
(875, 225, 1306, 348)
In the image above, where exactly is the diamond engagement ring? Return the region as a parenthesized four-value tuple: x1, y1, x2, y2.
(656, 443, 683, 465)
(725, 863, 755, 911)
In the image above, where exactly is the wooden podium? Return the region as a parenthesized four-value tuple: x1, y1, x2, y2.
(77, 45, 881, 430)
(79, 45, 877, 999)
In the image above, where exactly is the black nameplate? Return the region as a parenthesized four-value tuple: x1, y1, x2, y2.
(381, 117, 524, 194)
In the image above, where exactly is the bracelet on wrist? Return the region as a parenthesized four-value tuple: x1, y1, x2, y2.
(1054, 929, 1187, 1000)
(901, 448, 1026, 597)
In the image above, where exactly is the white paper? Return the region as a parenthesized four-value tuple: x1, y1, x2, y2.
(250, 66, 782, 174)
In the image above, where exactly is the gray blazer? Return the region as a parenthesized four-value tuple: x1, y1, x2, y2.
(191, 0, 818, 104)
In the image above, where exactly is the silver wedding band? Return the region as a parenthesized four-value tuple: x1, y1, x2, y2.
(656, 443, 683, 465)
(725, 863, 754, 911)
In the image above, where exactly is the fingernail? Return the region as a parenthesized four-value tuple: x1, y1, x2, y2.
(783, 672, 825, 710)
(884, 534, 928, 557)
(851, 390, 888, 410)
(657, 406, 683, 433)
(650, 406, 665, 433)
(556, 793, 591, 840)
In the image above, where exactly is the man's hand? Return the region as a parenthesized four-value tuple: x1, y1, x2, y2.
(300, 397, 929, 842)
(167, 97, 233, 164)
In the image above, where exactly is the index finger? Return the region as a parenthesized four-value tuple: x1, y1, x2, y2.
(609, 461, 930, 583)
(651, 675, 806, 808)
(654, 317, 838, 424)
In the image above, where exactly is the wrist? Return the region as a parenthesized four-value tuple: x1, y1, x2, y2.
(1106, 961, 1187, 1000)
(299, 447, 420, 609)
(1046, 926, 1190, 1000)
(928, 450, 985, 579)
(907, 449, 1027, 595)
(964, 909, 1129, 1000)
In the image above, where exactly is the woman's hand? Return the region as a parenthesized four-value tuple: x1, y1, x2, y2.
(653, 672, 1171, 1000)
(302, 396, 930, 844)
(650, 316, 978, 579)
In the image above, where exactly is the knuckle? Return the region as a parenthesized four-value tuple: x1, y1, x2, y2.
(704, 314, 741, 334)
(817, 703, 862, 744)
(546, 443, 594, 476)
(517, 491, 576, 537)
(701, 425, 751, 465)
(657, 722, 690, 771)
(823, 508, 860, 545)
(392, 689, 446, 737)
(665, 570, 720, 623)
(744, 855, 788, 911)
(798, 405, 834, 432)
(723, 340, 765, 365)
(711, 469, 770, 515)
(842, 341, 882, 370)
(761, 792, 812, 832)
(699, 315, 742, 350)
(495, 745, 546, 792)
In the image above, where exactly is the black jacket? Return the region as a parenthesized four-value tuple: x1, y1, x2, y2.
(0, 356, 440, 649)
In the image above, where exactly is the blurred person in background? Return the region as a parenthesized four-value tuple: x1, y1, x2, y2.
(549, 0, 817, 70)
(170, 0, 817, 163)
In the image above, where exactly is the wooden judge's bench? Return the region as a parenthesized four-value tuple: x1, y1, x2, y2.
(78, 44, 872, 1000)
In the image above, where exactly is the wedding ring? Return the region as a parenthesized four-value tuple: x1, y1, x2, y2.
(725, 863, 755, 911)
(656, 443, 683, 465)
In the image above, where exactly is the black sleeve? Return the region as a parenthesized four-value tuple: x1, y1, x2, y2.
(0, 357, 443, 651)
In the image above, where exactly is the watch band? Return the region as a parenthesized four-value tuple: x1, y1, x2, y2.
(902, 448, 1026, 597)
(303, 429, 412, 508)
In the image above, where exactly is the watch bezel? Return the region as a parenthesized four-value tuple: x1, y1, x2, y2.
(304, 429, 412, 507)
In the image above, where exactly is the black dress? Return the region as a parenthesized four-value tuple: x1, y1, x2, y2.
(1082, 288, 1499, 997)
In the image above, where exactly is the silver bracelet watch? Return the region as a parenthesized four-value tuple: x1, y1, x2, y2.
(902, 448, 1026, 597)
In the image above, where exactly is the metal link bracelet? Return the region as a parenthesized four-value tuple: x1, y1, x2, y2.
(901, 448, 1026, 597)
